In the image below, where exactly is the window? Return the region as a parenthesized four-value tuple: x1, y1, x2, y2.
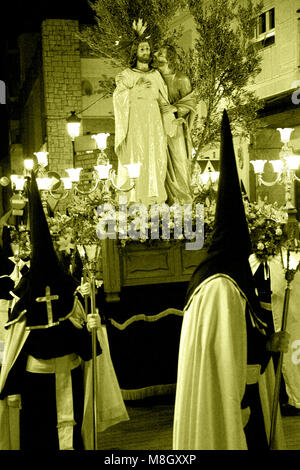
(255, 7, 275, 48)
(258, 12, 266, 35)
(269, 8, 275, 30)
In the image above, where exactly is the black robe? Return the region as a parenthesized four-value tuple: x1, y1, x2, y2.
(242, 262, 274, 449)
(0, 297, 102, 450)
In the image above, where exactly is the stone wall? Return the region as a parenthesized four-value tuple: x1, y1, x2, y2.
(41, 19, 82, 175)
(21, 74, 45, 156)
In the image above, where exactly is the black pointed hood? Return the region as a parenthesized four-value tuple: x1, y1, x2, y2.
(9, 172, 78, 329)
(208, 110, 252, 258)
(28, 171, 59, 278)
(186, 110, 261, 316)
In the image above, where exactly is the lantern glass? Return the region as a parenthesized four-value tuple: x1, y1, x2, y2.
(124, 163, 142, 179)
(277, 128, 294, 144)
(92, 133, 110, 150)
(94, 163, 112, 179)
(67, 122, 81, 140)
(65, 168, 82, 182)
(281, 247, 300, 271)
(250, 160, 267, 174)
(61, 177, 73, 189)
(36, 177, 54, 190)
(11, 175, 26, 191)
(285, 155, 300, 171)
(270, 160, 284, 173)
(34, 152, 49, 167)
(24, 159, 34, 170)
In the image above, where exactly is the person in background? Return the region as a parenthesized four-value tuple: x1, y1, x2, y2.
(155, 44, 196, 204)
(0, 172, 101, 450)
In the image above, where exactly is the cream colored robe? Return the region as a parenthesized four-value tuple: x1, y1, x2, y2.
(173, 272, 285, 450)
(113, 67, 176, 205)
(173, 274, 248, 450)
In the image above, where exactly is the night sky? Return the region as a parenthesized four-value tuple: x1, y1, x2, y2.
(0, 1, 95, 169)
(0, 0, 94, 39)
(0, 0, 95, 78)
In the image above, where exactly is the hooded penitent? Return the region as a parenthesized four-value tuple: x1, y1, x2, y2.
(0, 244, 14, 300)
(8, 172, 77, 328)
(0, 225, 14, 278)
(186, 110, 262, 317)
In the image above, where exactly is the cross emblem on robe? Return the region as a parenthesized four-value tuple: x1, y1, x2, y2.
(36, 286, 59, 327)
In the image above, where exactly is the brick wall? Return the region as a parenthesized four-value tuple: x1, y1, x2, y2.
(42, 19, 82, 175)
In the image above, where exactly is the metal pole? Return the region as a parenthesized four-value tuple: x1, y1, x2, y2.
(82, 269, 98, 450)
(83, 270, 89, 316)
(72, 139, 76, 169)
(90, 274, 98, 450)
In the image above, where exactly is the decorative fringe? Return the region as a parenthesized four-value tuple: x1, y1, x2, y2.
(110, 308, 183, 331)
(121, 383, 176, 401)
(260, 301, 272, 312)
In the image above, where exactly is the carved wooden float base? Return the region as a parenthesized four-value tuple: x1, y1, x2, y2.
(100, 239, 203, 303)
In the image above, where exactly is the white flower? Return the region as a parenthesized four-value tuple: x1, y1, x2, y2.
(57, 236, 75, 254)
(257, 242, 265, 250)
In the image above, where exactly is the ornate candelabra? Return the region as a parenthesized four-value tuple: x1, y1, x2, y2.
(251, 128, 300, 209)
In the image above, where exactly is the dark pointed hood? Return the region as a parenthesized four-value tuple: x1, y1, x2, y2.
(186, 110, 261, 316)
(28, 171, 59, 278)
(9, 172, 78, 329)
(208, 110, 252, 258)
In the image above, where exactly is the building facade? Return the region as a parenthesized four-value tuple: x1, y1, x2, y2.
(249, 0, 300, 209)
(1, 18, 118, 214)
(2, 2, 300, 214)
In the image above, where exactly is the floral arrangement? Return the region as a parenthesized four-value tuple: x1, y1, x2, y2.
(47, 213, 74, 255)
(116, 206, 201, 248)
(115, 198, 287, 262)
(47, 194, 102, 255)
(192, 185, 287, 260)
(46, 190, 288, 264)
(244, 199, 287, 261)
(9, 225, 31, 259)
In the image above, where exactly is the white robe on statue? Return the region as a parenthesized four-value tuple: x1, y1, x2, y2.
(113, 67, 177, 205)
(173, 274, 248, 450)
